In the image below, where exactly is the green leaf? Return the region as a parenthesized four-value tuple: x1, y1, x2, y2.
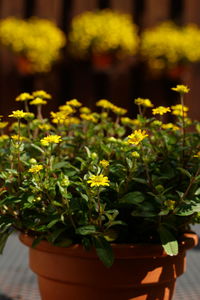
(47, 219, 60, 229)
(53, 162, 68, 170)
(177, 167, 192, 178)
(175, 203, 200, 216)
(158, 227, 178, 256)
(30, 143, 45, 154)
(0, 229, 12, 254)
(119, 192, 145, 205)
(132, 177, 147, 185)
(76, 225, 97, 236)
(93, 236, 114, 268)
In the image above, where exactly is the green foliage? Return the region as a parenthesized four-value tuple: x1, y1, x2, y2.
(0, 87, 199, 266)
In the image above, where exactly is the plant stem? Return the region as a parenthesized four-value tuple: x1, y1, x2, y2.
(180, 94, 186, 162)
(180, 166, 200, 202)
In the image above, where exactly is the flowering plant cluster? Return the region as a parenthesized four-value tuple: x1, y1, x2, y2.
(0, 17, 66, 73)
(0, 85, 199, 266)
(68, 9, 139, 60)
(141, 21, 200, 71)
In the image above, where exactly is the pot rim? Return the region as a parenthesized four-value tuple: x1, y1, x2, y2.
(19, 232, 198, 259)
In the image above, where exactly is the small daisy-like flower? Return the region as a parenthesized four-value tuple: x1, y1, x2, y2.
(66, 99, 82, 107)
(40, 135, 62, 146)
(171, 104, 189, 112)
(64, 117, 80, 125)
(32, 90, 51, 99)
(152, 106, 171, 115)
(15, 92, 33, 102)
(0, 135, 9, 142)
(80, 113, 98, 123)
(121, 117, 140, 126)
(39, 124, 52, 131)
(11, 135, 28, 142)
(100, 160, 109, 168)
(28, 164, 43, 173)
(134, 98, 153, 108)
(193, 151, 200, 158)
(0, 122, 8, 129)
(151, 120, 162, 127)
(8, 110, 27, 119)
(127, 129, 148, 146)
(87, 174, 110, 187)
(96, 99, 113, 109)
(162, 123, 180, 131)
(23, 112, 35, 120)
(131, 151, 140, 158)
(59, 105, 75, 114)
(80, 107, 91, 114)
(30, 98, 47, 105)
(171, 85, 190, 94)
(111, 105, 127, 115)
(51, 111, 69, 124)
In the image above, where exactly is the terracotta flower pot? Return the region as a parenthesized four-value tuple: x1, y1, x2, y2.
(20, 233, 198, 300)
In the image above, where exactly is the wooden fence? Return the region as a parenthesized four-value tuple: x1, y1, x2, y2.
(0, 0, 200, 119)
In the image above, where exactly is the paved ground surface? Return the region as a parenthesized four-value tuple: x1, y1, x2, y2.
(0, 226, 200, 300)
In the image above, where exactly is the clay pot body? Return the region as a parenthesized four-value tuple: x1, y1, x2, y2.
(20, 233, 198, 300)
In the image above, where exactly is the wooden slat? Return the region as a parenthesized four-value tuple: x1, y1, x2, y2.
(110, 0, 133, 13)
(0, 0, 24, 18)
(34, 0, 63, 24)
(183, 0, 200, 25)
(143, 0, 170, 27)
(71, 0, 98, 17)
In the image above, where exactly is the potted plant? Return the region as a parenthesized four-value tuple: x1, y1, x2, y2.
(0, 17, 66, 74)
(0, 86, 199, 300)
(68, 9, 139, 70)
(140, 21, 200, 79)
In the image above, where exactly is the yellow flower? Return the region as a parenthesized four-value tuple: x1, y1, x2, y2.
(96, 99, 113, 109)
(40, 135, 62, 146)
(8, 110, 27, 119)
(15, 92, 33, 102)
(23, 112, 35, 119)
(39, 124, 52, 131)
(87, 174, 110, 187)
(171, 85, 190, 94)
(66, 99, 82, 107)
(171, 104, 189, 112)
(164, 200, 176, 210)
(51, 111, 69, 124)
(171, 104, 188, 117)
(30, 98, 47, 105)
(152, 106, 171, 115)
(127, 129, 148, 146)
(151, 120, 162, 127)
(11, 135, 28, 142)
(110, 105, 127, 115)
(131, 151, 140, 158)
(162, 123, 180, 131)
(121, 117, 138, 126)
(28, 164, 43, 173)
(69, 10, 138, 59)
(64, 117, 80, 125)
(134, 98, 153, 107)
(193, 151, 200, 158)
(32, 90, 52, 99)
(80, 107, 91, 114)
(59, 105, 75, 114)
(0, 134, 9, 142)
(0, 122, 8, 129)
(100, 160, 109, 168)
(80, 113, 98, 123)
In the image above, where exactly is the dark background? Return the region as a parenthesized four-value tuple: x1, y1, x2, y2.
(0, 0, 199, 119)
